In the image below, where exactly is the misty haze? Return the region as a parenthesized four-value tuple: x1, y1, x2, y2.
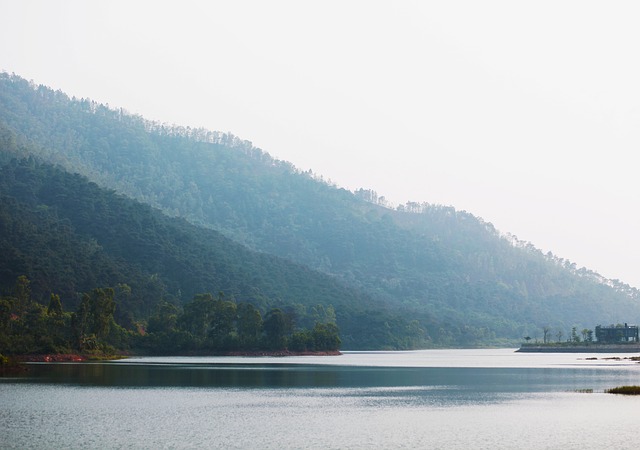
(2, 2, 640, 449)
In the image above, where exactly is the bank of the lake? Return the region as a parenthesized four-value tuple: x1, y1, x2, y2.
(4, 349, 342, 367)
(517, 343, 640, 353)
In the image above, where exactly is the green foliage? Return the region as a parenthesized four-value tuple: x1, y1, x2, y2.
(236, 302, 263, 349)
(81, 288, 116, 341)
(137, 293, 341, 354)
(263, 308, 290, 350)
(606, 386, 640, 395)
(3, 72, 640, 349)
(0, 158, 420, 349)
(0, 274, 342, 356)
(47, 293, 63, 316)
(312, 323, 341, 351)
(147, 301, 179, 335)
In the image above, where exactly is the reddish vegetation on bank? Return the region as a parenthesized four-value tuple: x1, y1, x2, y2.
(221, 350, 342, 357)
(12, 350, 341, 363)
(16, 354, 87, 362)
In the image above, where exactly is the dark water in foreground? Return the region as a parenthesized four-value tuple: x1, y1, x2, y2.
(2, 349, 640, 449)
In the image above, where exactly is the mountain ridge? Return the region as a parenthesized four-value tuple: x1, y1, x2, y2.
(1, 71, 639, 346)
(0, 157, 427, 349)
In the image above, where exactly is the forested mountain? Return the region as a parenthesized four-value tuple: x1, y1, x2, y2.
(1, 72, 640, 347)
(0, 159, 425, 350)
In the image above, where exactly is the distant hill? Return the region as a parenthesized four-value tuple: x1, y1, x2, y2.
(2, 71, 640, 346)
(0, 158, 430, 349)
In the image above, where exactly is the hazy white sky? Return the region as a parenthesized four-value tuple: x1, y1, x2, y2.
(2, 1, 640, 287)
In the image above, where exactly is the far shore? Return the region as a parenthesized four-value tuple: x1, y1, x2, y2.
(12, 349, 342, 364)
(517, 343, 640, 353)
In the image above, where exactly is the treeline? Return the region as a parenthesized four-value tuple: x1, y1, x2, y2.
(3, 72, 640, 347)
(0, 276, 340, 357)
(0, 276, 128, 356)
(524, 326, 595, 345)
(143, 293, 340, 354)
(0, 157, 431, 350)
(0, 158, 430, 350)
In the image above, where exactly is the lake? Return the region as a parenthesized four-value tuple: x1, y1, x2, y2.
(2, 349, 640, 449)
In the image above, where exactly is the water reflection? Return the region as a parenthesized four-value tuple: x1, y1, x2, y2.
(5, 352, 640, 449)
(15, 362, 640, 396)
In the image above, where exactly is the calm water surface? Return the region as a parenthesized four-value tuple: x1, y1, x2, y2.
(2, 349, 640, 449)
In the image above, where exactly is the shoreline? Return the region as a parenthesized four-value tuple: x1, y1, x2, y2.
(517, 344, 640, 353)
(217, 350, 342, 357)
(13, 349, 342, 363)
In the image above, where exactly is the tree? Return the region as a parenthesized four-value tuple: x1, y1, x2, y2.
(147, 301, 179, 334)
(289, 329, 313, 352)
(312, 322, 341, 351)
(543, 326, 551, 344)
(263, 308, 289, 350)
(47, 293, 63, 316)
(311, 304, 336, 325)
(74, 288, 116, 350)
(179, 293, 216, 342)
(571, 327, 580, 343)
(73, 293, 91, 349)
(44, 293, 71, 352)
(114, 283, 135, 328)
(237, 302, 262, 349)
(208, 299, 237, 350)
(14, 275, 30, 315)
(90, 288, 116, 340)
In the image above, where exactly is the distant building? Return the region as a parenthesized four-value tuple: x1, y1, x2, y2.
(595, 323, 639, 343)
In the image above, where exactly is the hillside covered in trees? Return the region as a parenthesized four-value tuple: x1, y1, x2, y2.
(2, 72, 640, 349)
(0, 159, 423, 351)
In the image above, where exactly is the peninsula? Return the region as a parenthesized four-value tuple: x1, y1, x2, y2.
(518, 323, 640, 353)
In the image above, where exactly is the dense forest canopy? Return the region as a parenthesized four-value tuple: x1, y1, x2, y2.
(0, 274, 342, 357)
(0, 158, 427, 350)
(1, 72, 640, 350)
